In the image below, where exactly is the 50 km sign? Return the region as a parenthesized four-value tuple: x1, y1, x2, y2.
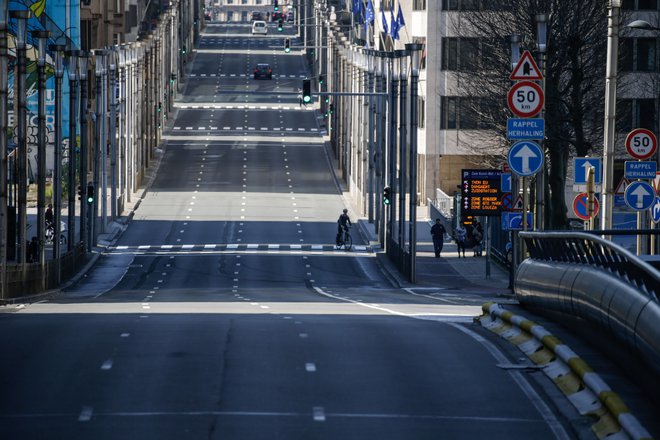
(625, 128, 657, 160)
(507, 81, 544, 118)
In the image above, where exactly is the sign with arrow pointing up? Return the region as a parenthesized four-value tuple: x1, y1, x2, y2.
(574, 157, 602, 184)
(507, 141, 544, 177)
(624, 181, 655, 211)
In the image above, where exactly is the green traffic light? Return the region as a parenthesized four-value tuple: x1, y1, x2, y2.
(87, 196, 93, 204)
(284, 47, 290, 53)
(303, 95, 311, 103)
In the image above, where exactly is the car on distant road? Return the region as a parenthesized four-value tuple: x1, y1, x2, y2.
(252, 20, 268, 35)
(253, 63, 273, 80)
(287, 11, 294, 22)
(250, 11, 264, 21)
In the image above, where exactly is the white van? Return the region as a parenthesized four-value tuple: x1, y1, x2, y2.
(252, 20, 268, 35)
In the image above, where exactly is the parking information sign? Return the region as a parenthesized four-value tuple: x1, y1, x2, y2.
(462, 169, 502, 217)
(501, 212, 533, 231)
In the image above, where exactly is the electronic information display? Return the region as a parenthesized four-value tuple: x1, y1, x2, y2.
(461, 169, 502, 216)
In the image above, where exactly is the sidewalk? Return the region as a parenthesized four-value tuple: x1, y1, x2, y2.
(356, 217, 512, 296)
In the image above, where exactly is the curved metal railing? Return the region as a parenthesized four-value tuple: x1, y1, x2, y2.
(520, 231, 659, 301)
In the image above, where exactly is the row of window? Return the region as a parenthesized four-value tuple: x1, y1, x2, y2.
(440, 0, 659, 10)
(438, 96, 657, 132)
(440, 37, 659, 73)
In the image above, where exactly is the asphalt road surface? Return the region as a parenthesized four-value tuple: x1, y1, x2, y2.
(0, 22, 585, 439)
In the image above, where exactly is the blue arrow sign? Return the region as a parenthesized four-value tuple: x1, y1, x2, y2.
(507, 141, 543, 177)
(507, 118, 545, 140)
(652, 197, 660, 224)
(624, 161, 657, 179)
(501, 212, 533, 231)
(624, 181, 655, 211)
(574, 157, 602, 184)
(501, 173, 512, 193)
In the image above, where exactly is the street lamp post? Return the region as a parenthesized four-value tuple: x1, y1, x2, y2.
(397, 49, 408, 270)
(387, 51, 400, 255)
(65, 49, 79, 250)
(0, 4, 8, 298)
(49, 44, 65, 274)
(601, 0, 622, 231)
(535, 14, 547, 231)
(10, 9, 30, 266)
(406, 43, 423, 283)
(32, 30, 50, 274)
(78, 52, 90, 252)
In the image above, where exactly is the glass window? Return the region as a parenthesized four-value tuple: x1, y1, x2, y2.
(442, 38, 458, 70)
(622, 0, 635, 9)
(638, 99, 656, 130)
(636, 38, 657, 71)
(460, 38, 480, 71)
(442, 97, 457, 129)
(418, 96, 426, 128)
(459, 99, 478, 129)
(442, 0, 459, 10)
(460, 0, 481, 10)
(619, 38, 634, 72)
(637, 0, 658, 10)
(616, 99, 633, 132)
(413, 0, 426, 10)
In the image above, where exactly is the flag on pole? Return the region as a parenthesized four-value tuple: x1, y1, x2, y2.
(390, 7, 400, 40)
(396, 4, 405, 29)
(353, 0, 363, 24)
(365, 0, 375, 33)
(381, 9, 388, 34)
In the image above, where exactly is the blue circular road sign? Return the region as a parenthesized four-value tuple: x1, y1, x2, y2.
(624, 181, 655, 211)
(507, 141, 544, 177)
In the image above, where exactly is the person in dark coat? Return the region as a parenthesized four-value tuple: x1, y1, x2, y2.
(430, 219, 447, 258)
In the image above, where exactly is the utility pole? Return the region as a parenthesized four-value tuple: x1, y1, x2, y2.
(0, 4, 9, 299)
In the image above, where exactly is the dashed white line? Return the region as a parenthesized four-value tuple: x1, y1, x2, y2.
(78, 406, 93, 422)
(100, 360, 113, 370)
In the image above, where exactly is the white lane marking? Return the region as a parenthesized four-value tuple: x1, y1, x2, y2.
(204, 244, 215, 249)
(78, 406, 93, 422)
(447, 323, 571, 439)
(138, 245, 150, 250)
(161, 245, 173, 249)
(227, 244, 239, 249)
(311, 245, 322, 250)
(120, 333, 130, 338)
(100, 360, 113, 370)
(305, 363, 317, 372)
(116, 245, 128, 250)
(313, 407, 326, 422)
(299, 333, 308, 338)
(182, 244, 194, 249)
(290, 244, 302, 249)
(268, 244, 279, 249)
(247, 244, 258, 249)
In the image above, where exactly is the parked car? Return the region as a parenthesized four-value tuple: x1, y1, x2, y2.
(252, 20, 268, 35)
(253, 63, 273, 80)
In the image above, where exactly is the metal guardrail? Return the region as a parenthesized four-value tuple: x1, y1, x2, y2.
(516, 231, 660, 375)
(520, 231, 659, 300)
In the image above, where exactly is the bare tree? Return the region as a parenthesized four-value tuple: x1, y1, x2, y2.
(449, 0, 607, 229)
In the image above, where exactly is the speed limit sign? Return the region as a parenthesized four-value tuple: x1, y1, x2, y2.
(507, 81, 544, 118)
(625, 128, 657, 160)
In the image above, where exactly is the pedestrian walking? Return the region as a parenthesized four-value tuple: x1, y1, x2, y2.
(430, 219, 446, 258)
(473, 220, 484, 257)
(454, 223, 467, 258)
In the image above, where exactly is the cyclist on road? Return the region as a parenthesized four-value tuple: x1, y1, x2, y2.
(336, 208, 352, 246)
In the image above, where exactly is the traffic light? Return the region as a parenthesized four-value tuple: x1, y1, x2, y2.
(274, 0, 279, 11)
(86, 184, 95, 205)
(302, 79, 311, 104)
(329, 103, 334, 114)
(284, 38, 291, 53)
(157, 102, 162, 112)
(278, 19, 283, 32)
(383, 186, 392, 205)
(77, 185, 82, 201)
(319, 74, 325, 86)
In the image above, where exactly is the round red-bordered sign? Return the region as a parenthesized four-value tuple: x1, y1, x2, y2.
(573, 192, 600, 221)
(625, 128, 657, 160)
(507, 81, 544, 118)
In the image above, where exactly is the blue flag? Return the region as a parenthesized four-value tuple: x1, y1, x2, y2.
(381, 9, 388, 34)
(396, 4, 405, 28)
(365, 0, 374, 33)
(390, 7, 400, 40)
(353, 0, 363, 24)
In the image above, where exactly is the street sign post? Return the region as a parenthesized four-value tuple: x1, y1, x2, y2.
(625, 128, 657, 160)
(624, 181, 655, 211)
(501, 212, 533, 231)
(507, 81, 544, 118)
(624, 161, 657, 179)
(507, 141, 544, 176)
(506, 118, 544, 140)
(573, 192, 600, 220)
(574, 157, 602, 184)
(509, 50, 544, 81)
(651, 197, 660, 224)
(501, 173, 512, 193)
(461, 169, 502, 216)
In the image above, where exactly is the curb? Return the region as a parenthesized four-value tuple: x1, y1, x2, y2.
(478, 302, 653, 440)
